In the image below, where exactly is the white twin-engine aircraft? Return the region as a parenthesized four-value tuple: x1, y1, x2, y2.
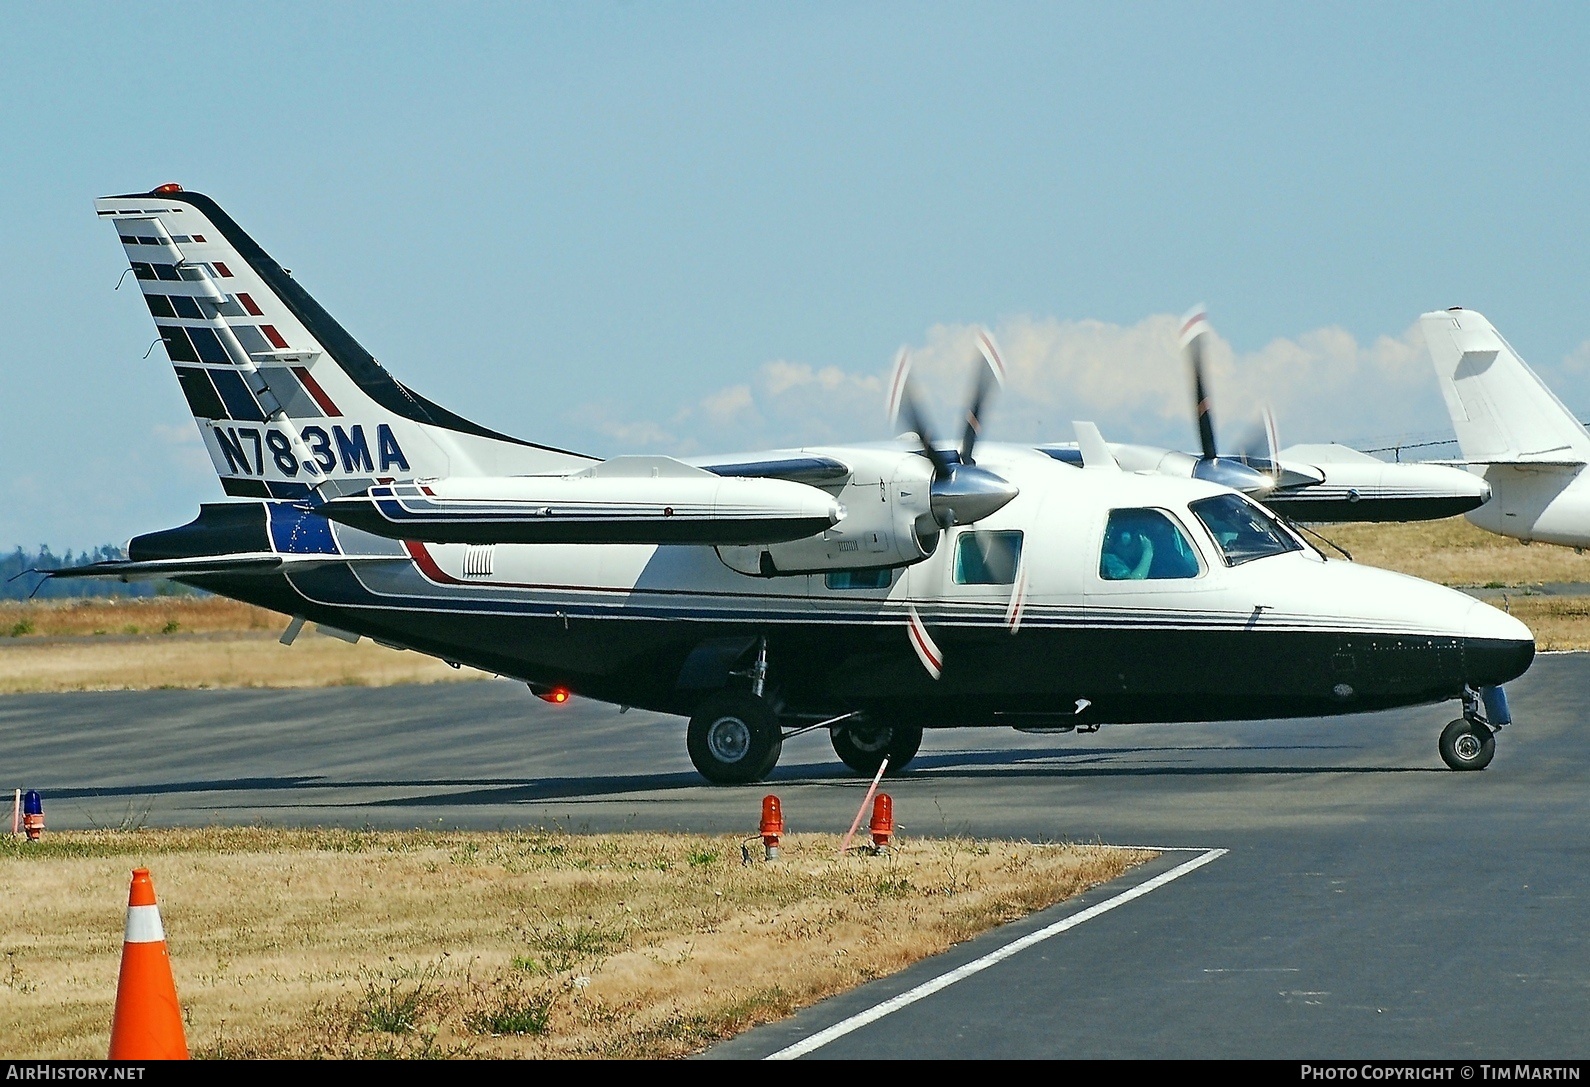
(58, 185, 1534, 784)
(1042, 309, 1494, 525)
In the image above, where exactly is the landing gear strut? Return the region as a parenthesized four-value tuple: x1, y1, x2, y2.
(1439, 686, 1504, 771)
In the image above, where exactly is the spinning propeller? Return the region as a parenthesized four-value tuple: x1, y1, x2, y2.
(1182, 307, 1323, 495)
(887, 328, 1020, 532)
(887, 329, 1027, 680)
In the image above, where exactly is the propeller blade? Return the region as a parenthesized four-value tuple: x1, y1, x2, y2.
(886, 347, 912, 428)
(906, 605, 943, 680)
(888, 346, 953, 480)
(900, 385, 952, 480)
(959, 329, 1006, 465)
(1181, 306, 1217, 461)
(1004, 559, 1028, 634)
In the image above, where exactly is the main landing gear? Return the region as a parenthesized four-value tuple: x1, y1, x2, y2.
(687, 689, 783, 785)
(684, 638, 927, 785)
(685, 694, 926, 785)
(1439, 685, 1508, 771)
(830, 719, 923, 777)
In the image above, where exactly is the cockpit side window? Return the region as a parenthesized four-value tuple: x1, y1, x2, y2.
(1098, 508, 1202, 580)
(1189, 493, 1303, 566)
(953, 530, 1024, 585)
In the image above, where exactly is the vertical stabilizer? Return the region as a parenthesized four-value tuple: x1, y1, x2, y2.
(96, 185, 595, 500)
(1421, 308, 1590, 464)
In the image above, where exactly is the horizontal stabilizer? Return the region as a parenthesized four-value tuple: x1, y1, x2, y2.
(43, 553, 406, 582)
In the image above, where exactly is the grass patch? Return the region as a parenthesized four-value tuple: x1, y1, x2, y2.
(1316, 516, 1590, 587)
(0, 828, 1150, 1059)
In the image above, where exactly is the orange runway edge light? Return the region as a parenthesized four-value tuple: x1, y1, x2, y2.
(108, 868, 190, 1060)
(868, 793, 894, 850)
(759, 794, 784, 860)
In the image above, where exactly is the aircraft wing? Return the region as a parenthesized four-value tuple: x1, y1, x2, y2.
(1425, 456, 1588, 467)
(317, 455, 845, 546)
(698, 453, 851, 485)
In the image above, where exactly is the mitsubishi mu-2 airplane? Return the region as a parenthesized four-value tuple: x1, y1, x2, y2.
(54, 185, 1535, 783)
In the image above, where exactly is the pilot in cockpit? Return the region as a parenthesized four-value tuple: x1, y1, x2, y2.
(1101, 521, 1155, 580)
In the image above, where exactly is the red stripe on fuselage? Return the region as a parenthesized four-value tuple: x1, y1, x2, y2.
(403, 540, 464, 585)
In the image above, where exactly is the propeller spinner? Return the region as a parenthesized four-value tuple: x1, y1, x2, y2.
(888, 330, 1019, 530)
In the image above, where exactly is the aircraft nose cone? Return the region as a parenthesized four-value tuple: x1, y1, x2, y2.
(1463, 598, 1535, 686)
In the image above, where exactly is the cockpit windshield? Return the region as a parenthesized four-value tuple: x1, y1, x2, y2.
(1189, 493, 1303, 566)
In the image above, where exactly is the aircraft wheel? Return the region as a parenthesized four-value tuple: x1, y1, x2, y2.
(1439, 717, 1495, 771)
(687, 691, 782, 785)
(831, 720, 923, 776)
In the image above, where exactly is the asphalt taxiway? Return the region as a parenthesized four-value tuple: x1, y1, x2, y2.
(3, 654, 1587, 1058)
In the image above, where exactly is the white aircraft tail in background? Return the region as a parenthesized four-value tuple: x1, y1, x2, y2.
(1422, 307, 1590, 547)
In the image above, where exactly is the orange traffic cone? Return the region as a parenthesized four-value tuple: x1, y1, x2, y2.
(107, 868, 189, 1060)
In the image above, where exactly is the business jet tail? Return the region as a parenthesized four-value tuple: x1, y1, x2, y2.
(1420, 308, 1590, 467)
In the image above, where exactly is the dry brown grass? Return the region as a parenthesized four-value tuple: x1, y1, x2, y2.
(0, 597, 281, 639)
(1315, 516, 1590, 587)
(1489, 595, 1590, 651)
(0, 828, 1150, 1059)
(0, 631, 490, 694)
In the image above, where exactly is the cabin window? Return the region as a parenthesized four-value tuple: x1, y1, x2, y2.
(1099, 508, 1201, 580)
(953, 530, 1023, 585)
(826, 568, 893, 590)
(1189, 493, 1302, 566)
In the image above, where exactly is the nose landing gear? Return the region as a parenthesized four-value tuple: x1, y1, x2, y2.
(1439, 685, 1508, 771)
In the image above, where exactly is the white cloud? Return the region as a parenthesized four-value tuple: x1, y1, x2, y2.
(1562, 338, 1590, 375)
(574, 311, 1460, 459)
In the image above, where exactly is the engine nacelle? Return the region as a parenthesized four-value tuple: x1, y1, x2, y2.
(717, 452, 939, 576)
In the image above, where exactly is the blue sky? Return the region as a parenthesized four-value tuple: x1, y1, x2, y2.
(4, 3, 1589, 549)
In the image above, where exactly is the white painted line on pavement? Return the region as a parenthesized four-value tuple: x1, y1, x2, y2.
(764, 846, 1228, 1060)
